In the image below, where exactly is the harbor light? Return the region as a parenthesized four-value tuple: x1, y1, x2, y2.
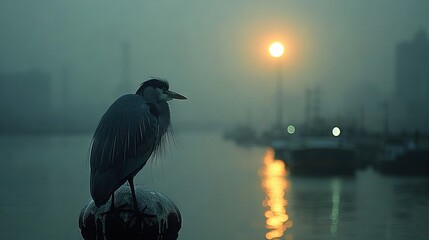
(287, 125, 296, 134)
(332, 127, 341, 137)
(269, 42, 284, 58)
(268, 41, 285, 127)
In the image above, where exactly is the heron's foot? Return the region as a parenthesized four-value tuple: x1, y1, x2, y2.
(100, 203, 127, 216)
(138, 204, 159, 218)
(109, 203, 116, 212)
(128, 206, 144, 229)
(131, 204, 157, 218)
(128, 214, 142, 229)
(100, 209, 118, 216)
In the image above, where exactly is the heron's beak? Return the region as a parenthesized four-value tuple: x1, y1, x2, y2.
(166, 90, 187, 100)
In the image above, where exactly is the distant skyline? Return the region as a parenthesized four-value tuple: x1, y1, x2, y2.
(1, 0, 428, 132)
(392, 29, 429, 132)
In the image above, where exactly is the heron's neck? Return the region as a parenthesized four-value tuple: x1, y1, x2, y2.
(153, 101, 171, 135)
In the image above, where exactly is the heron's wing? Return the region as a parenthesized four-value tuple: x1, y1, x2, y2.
(89, 94, 158, 206)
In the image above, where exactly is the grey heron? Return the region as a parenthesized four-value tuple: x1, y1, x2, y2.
(90, 78, 186, 211)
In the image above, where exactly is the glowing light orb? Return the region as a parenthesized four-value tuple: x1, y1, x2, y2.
(269, 42, 284, 58)
(287, 125, 295, 134)
(332, 127, 341, 137)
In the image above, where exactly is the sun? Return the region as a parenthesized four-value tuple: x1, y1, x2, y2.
(269, 42, 284, 58)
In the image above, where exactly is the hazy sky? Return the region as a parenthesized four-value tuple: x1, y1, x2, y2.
(1, 0, 428, 130)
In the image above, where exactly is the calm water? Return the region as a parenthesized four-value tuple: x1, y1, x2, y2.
(0, 132, 428, 240)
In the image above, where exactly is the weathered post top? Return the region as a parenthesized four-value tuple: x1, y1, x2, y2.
(79, 185, 182, 240)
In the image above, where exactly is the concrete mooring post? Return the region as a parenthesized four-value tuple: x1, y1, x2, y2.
(79, 185, 182, 240)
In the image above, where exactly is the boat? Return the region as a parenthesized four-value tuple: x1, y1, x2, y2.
(290, 137, 357, 175)
(273, 137, 357, 176)
(374, 137, 429, 176)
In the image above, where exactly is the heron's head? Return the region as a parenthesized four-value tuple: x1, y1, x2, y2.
(136, 78, 187, 102)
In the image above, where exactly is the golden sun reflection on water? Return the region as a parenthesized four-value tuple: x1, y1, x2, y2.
(261, 148, 293, 240)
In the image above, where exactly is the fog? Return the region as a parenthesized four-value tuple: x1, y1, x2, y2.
(1, 0, 428, 132)
(1, 2, 429, 239)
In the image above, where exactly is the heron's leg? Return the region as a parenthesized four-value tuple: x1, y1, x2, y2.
(128, 178, 139, 213)
(109, 193, 115, 211)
